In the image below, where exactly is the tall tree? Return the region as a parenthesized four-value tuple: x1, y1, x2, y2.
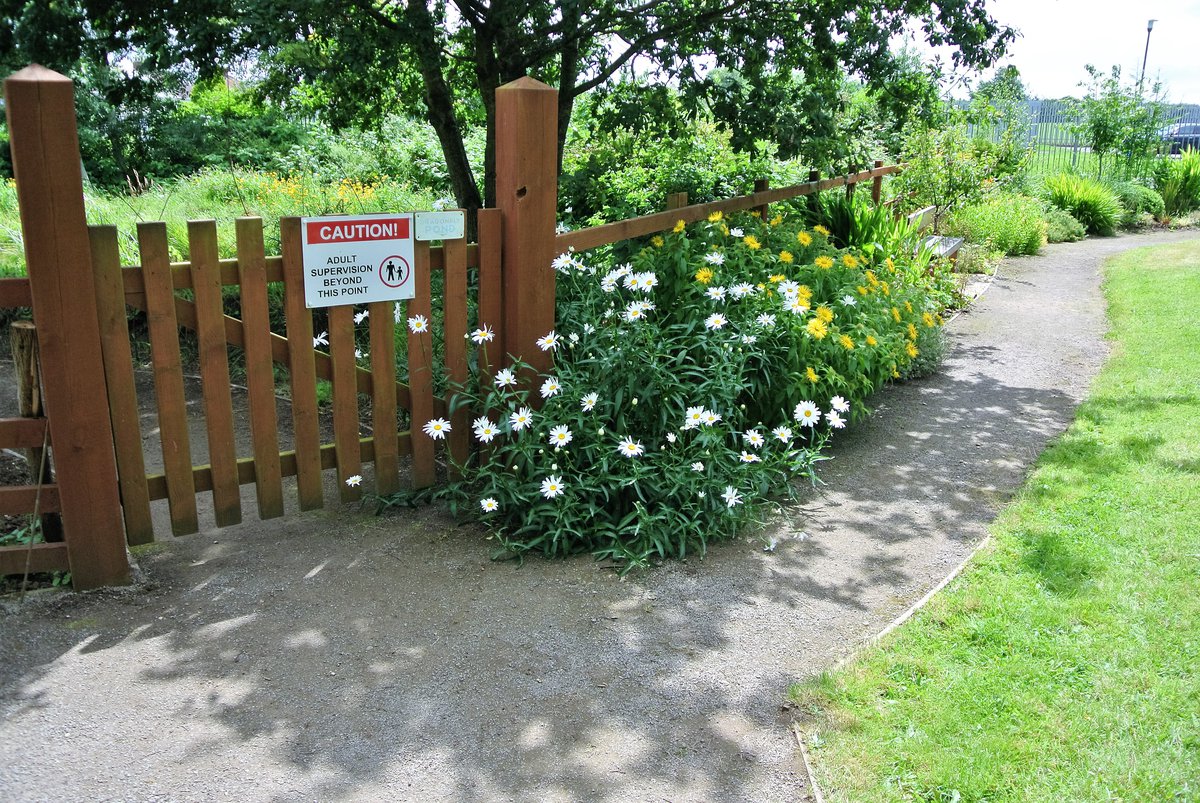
(3, 0, 1015, 210)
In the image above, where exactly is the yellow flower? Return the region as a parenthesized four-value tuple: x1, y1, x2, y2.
(842, 253, 859, 269)
(906, 341, 920, 359)
(816, 306, 834, 324)
(757, 283, 766, 290)
(892, 306, 901, 322)
(695, 267, 714, 284)
(815, 255, 834, 270)
(905, 301, 913, 313)
(743, 234, 762, 250)
(673, 219, 686, 234)
(923, 312, 936, 328)
(652, 235, 664, 247)
(892, 367, 901, 378)
(813, 225, 830, 236)
(797, 231, 813, 247)
(750, 209, 761, 218)
(839, 334, 855, 350)
(805, 366, 820, 383)
(881, 282, 891, 297)
(721, 224, 730, 236)
(806, 318, 828, 340)
(779, 251, 794, 264)
(770, 214, 783, 227)
(768, 274, 786, 283)
(857, 285, 869, 296)
(866, 335, 878, 346)
(796, 285, 813, 306)
(865, 270, 879, 287)
(708, 210, 724, 223)
(937, 314, 945, 326)
(885, 257, 896, 273)
(907, 322, 918, 340)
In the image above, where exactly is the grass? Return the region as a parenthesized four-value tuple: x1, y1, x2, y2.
(791, 240, 1200, 802)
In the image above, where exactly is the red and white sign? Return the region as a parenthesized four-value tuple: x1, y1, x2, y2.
(300, 213, 416, 308)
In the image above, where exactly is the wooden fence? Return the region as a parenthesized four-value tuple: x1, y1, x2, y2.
(0, 64, 899, 590)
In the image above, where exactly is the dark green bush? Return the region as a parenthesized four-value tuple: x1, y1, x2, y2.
(1043, 174, 1122, 236)
(1106, 181, 1165, 226)
(1042, 206, 1086, 243)
(943, 193, 1046, 256)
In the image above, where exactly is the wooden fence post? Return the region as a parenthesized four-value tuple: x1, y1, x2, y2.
(754, 178, 770, 220)
(872, 159, 884, 205)
(495, 77, 558, 380)
(845, 164, 858, 199)
(4, 65, 129, 589)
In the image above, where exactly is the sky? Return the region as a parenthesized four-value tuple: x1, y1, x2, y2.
(902, 0, 1200, 102)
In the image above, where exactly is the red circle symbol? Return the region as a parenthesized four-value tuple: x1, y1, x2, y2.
(379, 255, 410, 288)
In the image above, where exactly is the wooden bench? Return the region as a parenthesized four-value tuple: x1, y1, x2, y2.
(906, 205, 963, 260)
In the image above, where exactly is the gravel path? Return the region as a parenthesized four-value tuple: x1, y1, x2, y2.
(2, 229, 1198, 802)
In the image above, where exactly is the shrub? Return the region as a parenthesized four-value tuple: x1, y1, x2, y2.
(891, 123, 1003, 217)
(1042, 206, 1086, 243)
(1153, 148, 1200, 217)
(943, 193, 1046, 256)
(1043, 174, 1122, 236)
(1106, 181, 1165, 226)
(419, 211, 950, 568)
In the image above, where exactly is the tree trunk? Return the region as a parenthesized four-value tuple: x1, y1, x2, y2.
(405, 1, 482, 212)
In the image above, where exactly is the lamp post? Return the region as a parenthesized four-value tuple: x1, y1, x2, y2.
(1139, 19, 1156, 93)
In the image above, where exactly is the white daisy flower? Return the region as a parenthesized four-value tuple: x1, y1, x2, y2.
(730, 283, 755, 298)
(480, 497, 499, 512)
(701, 410, 722, 426)
(540, 475, 566, 499)
(691, 461, 705, 472)
(841, 295, 857, 306)
(548, 424, 573, 448)
(623, 273, 644, 291)
(601, 274, 620, 293)
(353, 310, 369, 324)
(722, 485, 743, 507)
(472, 417, 500, 443)
(422, 418, 451, 439)
(772, 425, 793, 443)
(407, 314, 429, 333)
(636, 271, 658, 291)
(345, 474, 363, 487)
(757, 313, 777, 327)
(787, 297, 810, 315)
(741, 334, 758, 345)
(744, 430, 765, 448)
(540, 376, 561, 398)
(740, 451, 761, 463)
(470, 325, 495, 344)
(830, 395, 850, 413)
(826, 411, 846, 429)
(794, 401, 821, 427)
(583, 323, 596, 334)
(536, 331, 561, 351)
(581, 392, 599, 411)
(666, 432, 677, 444)
(730, 227, 744, 237)
(494, 368, 517, 388)
(617, 437, 645, 458)
(313, 331, 329, 348)
(704, 251, 725, 265)
(551, 253, 575, 273)
(704, 313, 728, 330)
(509, 407, 533, 432)
(683, 406, 706, 429)
(778, 280, 800, 297)
(705, 286, 727, 302)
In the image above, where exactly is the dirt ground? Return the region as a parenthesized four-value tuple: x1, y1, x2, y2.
(1, 229, 1197, 802)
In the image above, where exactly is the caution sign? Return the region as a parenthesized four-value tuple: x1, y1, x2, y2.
(300, 213, 416, 308)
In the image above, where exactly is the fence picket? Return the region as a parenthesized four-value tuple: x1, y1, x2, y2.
(368, 301, 399, 495)
(330, 304, 362, 500)
(138, 222, 199, 536)
(280, 217, 324, 510)
(408, 242, 436, 488)
(476, 209, 503, 388)
(235, 218, 285, 519)
(89, 226, 154, 545)
(189, 220, 242, 527)
(443, 233, 470, 475)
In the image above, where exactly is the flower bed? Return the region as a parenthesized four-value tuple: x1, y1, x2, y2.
(412, 209, 948, 568)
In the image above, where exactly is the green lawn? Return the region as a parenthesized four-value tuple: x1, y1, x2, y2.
(791, 240, 1200, 802)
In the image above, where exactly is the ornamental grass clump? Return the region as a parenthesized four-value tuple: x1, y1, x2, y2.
(1043, 173, 1122, 236)
(425, 211, 947, 568)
